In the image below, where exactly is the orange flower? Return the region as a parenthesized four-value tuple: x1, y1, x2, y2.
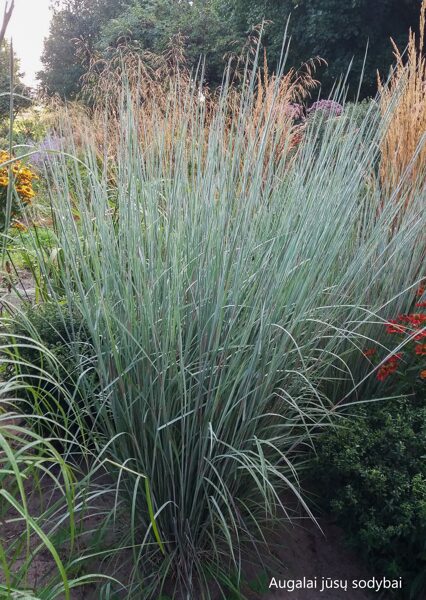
(16, 184, 35, 200)
(0, 150, 10, 164)
(0, 152, 38, 206)
(420, 370, 426, 380)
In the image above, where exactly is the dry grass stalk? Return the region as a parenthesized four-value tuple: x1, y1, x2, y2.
(379, 0, 426, 204)
(53, 34, 318, 180)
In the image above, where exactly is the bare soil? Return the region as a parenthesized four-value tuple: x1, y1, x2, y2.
(1, 487, 384, 600)
(0, 268, 36, 312)
(261, 517, 381, 600)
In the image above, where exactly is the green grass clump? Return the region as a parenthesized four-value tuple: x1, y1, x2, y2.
(1, 59, 425, 598)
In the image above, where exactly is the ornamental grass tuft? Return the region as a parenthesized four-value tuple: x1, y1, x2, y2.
(1, 51, 425, 598)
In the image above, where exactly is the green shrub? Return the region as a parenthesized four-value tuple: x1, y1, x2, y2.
(314, 397, 426, 599)
(303, 98, 381, 157)
(345, 98, 381, 129)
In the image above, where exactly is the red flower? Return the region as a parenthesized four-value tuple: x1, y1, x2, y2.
(406, 314, 426, 327)
(413, 330, 426, 341)
(416, 301, 426, 308)
(385, 319, 406, 334)
(416, 284, 425, 297)
(363, 348, 376, 357)
(415, 343, 426, 356)
(376, 368, 387, 381)
(376, 353, 402, 381)
(397, 313, 426, 328)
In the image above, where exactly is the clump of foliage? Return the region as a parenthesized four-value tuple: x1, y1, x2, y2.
(0, 405, 122, 597)
(0, 412, 79, 597)
(344, 98, 380, 129)
(379, 0, 426, 205)
(315, 396, 426, 599)
(301, 98, 381, 157)
(0, 150, 38, 229)
(7, 106, 52, 147)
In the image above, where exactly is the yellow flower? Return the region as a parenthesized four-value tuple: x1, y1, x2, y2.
(0, 151, 37, 204)
(12, 220, 27, 231)
(18, 167, 37, 181)
(16, 185, 35, 200)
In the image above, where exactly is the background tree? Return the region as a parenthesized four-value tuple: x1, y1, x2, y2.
(38, 0, 127, 98)
(0, 0, 29, 119)
(226, 0, 422, 96)
(39, 0, 424, 99)
(294, 0, 422, 96)
(0, 40, 29, 118)
(97, 0, 234, 84)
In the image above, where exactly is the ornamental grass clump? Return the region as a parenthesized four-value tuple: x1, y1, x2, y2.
(65, 36, 319, 171)
(379, 0, 426, 215)
(2, 53, 426, 598)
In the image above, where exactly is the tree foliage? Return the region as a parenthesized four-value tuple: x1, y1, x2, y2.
(226, 0, 422, 96)
(39, 0, 424, 98)
(97, 0, 234, 84)
(0, 40, 29, 118)
(38, 0, 127, 98)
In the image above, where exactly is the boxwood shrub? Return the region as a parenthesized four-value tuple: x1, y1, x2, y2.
(314, 395, 426, 599)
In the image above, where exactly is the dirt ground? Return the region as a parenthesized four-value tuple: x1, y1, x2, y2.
(1, 484, 386, 600)
(261, 517, 383, 600)
(0, 268, 36, 312)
